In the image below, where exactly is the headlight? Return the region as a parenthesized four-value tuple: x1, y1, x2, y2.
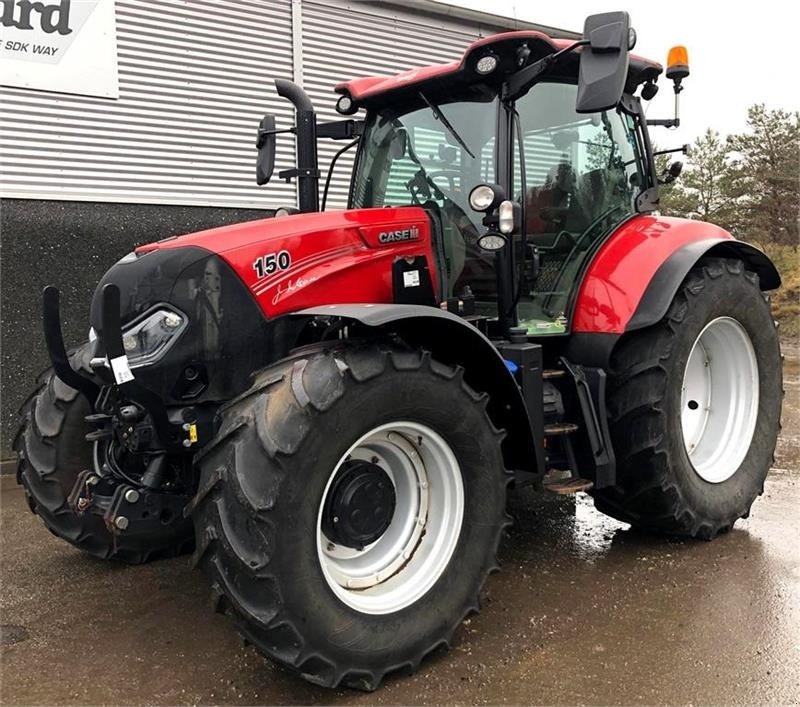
(120, 307, 187, 368)
(475, 54, 498, 75)
(477, 233, 507, 251)
(468, 183, 506, 213)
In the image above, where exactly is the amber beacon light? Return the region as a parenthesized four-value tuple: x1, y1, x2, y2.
(666, 45, 690, 81)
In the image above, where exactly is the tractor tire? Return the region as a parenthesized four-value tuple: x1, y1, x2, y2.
(14, 342, 194, 563)
(593, 258, 782, 539)
(191, 346, 510, 690)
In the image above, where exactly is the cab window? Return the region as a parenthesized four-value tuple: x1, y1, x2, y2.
(352, 97, 499, 300)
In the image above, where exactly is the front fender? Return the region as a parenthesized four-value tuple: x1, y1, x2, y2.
(572, 215, 780, 335)
(296, 304, 540, 476)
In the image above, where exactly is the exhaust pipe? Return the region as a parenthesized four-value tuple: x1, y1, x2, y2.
(275, 79, 320, 213)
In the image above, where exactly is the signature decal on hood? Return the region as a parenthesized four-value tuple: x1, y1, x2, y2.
(271, 276, 319, 305)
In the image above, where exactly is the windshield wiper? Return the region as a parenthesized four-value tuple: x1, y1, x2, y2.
(419, 92, 475, 159)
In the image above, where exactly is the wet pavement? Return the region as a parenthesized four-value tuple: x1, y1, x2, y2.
(1, 353, 798, 705)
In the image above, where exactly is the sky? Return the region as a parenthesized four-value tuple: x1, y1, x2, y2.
(446, 0, 800, 146)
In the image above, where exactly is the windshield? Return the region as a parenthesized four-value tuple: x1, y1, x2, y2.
(352, 97, 499, 299)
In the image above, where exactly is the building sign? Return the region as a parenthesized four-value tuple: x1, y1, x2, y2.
(0, 0, 118, 98)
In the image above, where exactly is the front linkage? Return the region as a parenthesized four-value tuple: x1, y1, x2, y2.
(42, 284, 204, 548)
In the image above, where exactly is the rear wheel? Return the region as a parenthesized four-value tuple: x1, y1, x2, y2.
(191, 346, 509, 689)
(594, 258, 782, 538)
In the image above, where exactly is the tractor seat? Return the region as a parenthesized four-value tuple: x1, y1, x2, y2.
(524, 162, 577, 247)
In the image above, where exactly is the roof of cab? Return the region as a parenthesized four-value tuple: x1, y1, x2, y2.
(336, 30, 662, 105)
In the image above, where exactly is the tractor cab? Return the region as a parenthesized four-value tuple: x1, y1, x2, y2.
(258, 12, 664, 338)
(348, 73, 648, 335)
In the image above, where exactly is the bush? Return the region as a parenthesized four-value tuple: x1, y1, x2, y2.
(762, 243, 799, 342)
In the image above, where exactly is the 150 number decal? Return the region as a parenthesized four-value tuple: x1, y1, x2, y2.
(253, 250, 291, 279)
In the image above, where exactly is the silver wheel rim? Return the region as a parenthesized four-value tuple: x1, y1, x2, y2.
(316, 421, 464, 615)
(681, 316, 759, 483)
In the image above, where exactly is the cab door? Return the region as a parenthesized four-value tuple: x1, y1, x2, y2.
(513, 82, 645, 334)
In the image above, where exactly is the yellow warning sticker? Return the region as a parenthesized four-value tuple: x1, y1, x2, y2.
(188, 423, 198, 443)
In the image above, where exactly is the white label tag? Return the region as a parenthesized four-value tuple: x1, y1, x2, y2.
(109, 355, 135, 384)
(403, 270, 420, 288)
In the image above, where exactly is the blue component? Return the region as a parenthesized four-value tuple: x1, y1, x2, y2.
(504, 359, 519, 374)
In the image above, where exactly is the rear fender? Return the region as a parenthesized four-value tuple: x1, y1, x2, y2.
(295, 304, 539, 475)
(625, 239, 780, 331)
(572, 216, 780, 337)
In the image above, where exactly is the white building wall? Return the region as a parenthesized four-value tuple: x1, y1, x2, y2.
(0, 0, 573, 210)
(1, 0, 297, 208)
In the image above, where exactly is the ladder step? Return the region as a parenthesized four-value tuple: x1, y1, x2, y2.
(543, 477, 594, 495)
(544, 422, 579, 436)
(542, 369, 565, 380)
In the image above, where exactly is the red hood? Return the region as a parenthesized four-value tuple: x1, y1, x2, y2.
(137, 206, 440, 318)
(136, 207, 431, 255)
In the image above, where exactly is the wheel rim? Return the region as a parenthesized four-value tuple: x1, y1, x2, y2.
(317, 421, 464, 615)
(680, 316, 759, 483)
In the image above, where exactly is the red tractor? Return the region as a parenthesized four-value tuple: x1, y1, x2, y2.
(16, 12, 782, 690)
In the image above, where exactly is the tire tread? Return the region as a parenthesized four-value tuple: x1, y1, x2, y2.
(192, 345, 510, 690)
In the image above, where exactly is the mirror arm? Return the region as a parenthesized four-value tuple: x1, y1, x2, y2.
(503, 39, 589, 101)
(646, 118, 680, 128)
(652, 144, 689, 157)
(256, 126, 294, 148)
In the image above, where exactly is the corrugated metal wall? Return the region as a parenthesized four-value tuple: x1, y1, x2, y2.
(0, 0, 297, 208)
(0, 0, 561, 210)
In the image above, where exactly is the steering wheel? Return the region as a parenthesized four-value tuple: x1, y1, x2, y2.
(406, 168, 449, 206)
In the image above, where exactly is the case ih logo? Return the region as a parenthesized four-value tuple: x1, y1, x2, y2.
(378, 226, 420, 244)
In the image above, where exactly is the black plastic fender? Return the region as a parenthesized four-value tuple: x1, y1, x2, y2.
(296, 304, 541, 476)
(626, 238, 781, 332)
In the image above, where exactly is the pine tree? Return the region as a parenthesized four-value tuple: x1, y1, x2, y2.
(656, 129, 744, 236)
(727, 105, 799, 248)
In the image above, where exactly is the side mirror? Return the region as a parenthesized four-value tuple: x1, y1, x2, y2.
(575, 11, 632, 113)
(255, 114, 277, 186)
(661, 160, 683, 184)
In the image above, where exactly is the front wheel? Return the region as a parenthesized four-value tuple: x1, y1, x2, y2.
(191, 346, 510, 690)
(594, 258, 782, 539)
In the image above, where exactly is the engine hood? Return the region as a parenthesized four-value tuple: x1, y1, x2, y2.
(85, 206, 438, 402)
(134, 206, 438, 319)
(135, 207, 430, 256)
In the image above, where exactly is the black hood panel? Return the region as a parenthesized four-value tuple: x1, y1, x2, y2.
(90, 246, 281, 404)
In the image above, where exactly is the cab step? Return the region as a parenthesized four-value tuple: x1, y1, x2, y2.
(542, 369, 565, 380)
(544, 477, 594, 495)
(544, 422, 579, 436)
(543, 470, 594, 495)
